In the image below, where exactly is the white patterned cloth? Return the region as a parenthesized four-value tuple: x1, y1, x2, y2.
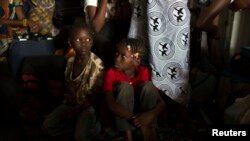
(128, 0, 191, 106)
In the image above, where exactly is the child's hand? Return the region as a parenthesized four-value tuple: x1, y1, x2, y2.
(127, 116, 142, 128)
(137, 111, 155, 126)
(134, 111, 156, 127)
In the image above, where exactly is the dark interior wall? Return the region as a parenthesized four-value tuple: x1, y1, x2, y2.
(238, 10, 250, 48)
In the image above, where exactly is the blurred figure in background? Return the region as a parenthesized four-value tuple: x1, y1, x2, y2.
(196, 0, 250, 70)
(28, 0, 59, 36)
(0, 0, 41, 62)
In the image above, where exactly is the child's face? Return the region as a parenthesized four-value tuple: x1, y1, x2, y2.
(114, 43, 136, 71)
(70, 28, 93, 55)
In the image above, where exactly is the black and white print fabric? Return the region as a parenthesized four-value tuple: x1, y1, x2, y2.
(128, 0, 191, 105)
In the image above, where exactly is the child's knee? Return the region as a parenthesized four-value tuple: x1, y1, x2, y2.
(41, 116, 65, 136)
(41, 121, 56, 136)
(117, 82, 133, 89)
(141, 81, 158, 92)
(116, 82, 134, 95)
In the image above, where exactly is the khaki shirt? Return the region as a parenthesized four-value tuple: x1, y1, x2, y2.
(63, 52, 104, 105)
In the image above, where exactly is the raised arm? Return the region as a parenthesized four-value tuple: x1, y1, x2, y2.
(229, 0, 250, 11)
(85, 0, 108, 32)
(196, 0, 230, 33)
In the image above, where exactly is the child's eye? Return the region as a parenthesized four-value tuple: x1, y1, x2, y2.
(75, 38, 80, 42)
(74, 38, 91, 42)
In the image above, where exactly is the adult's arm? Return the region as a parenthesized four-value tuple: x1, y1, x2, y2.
(229, 0, 250, 11)
(196, 0, 230, 32)
(86, 0, 108, 32)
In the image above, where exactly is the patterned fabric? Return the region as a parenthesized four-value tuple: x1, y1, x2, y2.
(64, 52, 105, 105)
(0, 39, 8, 55)
(0, 0, 22, 55)
(29, 0, 55, 36)
(128, 0, 191, 106)
(0, 0, 22, 38)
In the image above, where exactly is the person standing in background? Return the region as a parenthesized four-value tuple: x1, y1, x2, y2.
(0, 0, 41, 62)
(196, 0, 250, 120)
(128, 0, 191, 106)
(196, 0, 250, 71)
(28, 0, 59, 36)
(128, 0, 191, 132)
(197, 0, 250, 36)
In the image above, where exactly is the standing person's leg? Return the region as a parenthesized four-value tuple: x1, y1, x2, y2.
(207, 15, 224, 71)
(74, 106, 101, 141)
(138, 81, 159, 141)
(42, 104, 75, 136)
(115, 82, 135, 141)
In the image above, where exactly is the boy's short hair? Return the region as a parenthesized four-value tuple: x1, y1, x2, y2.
(68, 23, 94, 39)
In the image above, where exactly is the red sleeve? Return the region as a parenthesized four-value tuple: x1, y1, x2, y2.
(103, 68, 116, 92)
(141, 66, 151, 81)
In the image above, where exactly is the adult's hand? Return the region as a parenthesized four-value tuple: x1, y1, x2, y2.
(229, 0, 250, 11)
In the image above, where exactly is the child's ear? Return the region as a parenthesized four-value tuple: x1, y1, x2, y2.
(133, 58, 141, 66)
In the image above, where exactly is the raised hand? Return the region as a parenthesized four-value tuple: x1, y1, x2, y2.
(229, 0, 250, 11)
